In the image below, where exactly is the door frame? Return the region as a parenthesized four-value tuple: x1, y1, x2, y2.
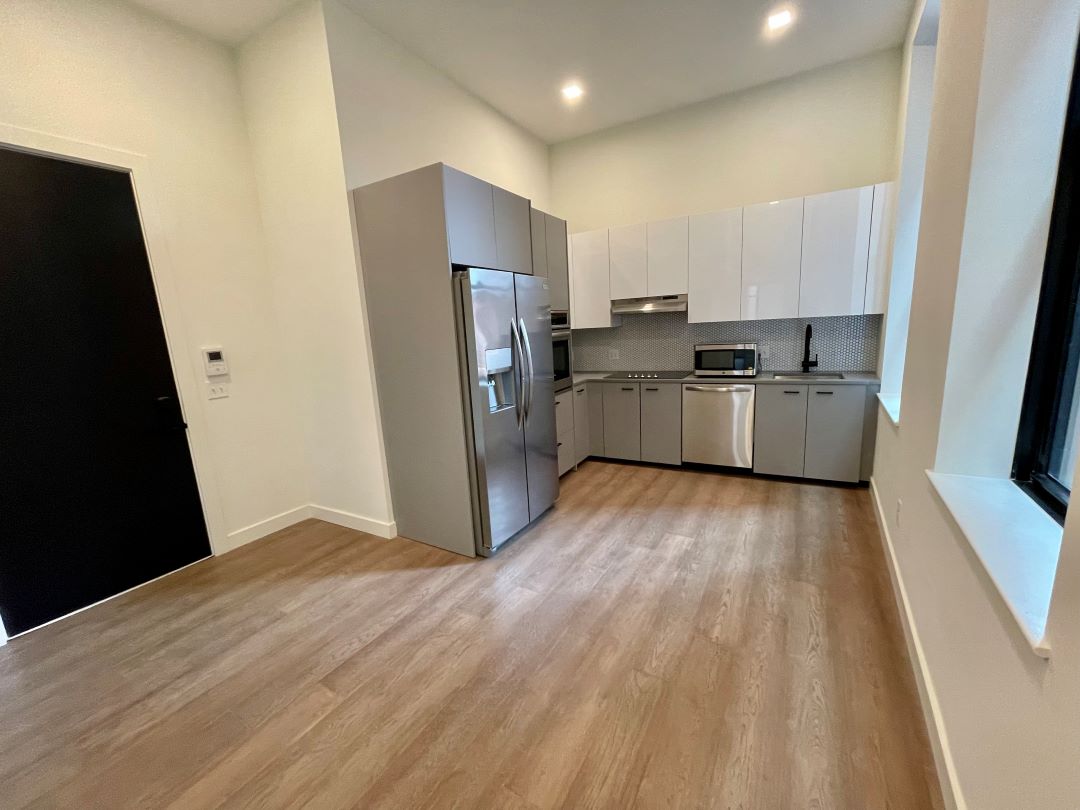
(0, 125, 229, 584)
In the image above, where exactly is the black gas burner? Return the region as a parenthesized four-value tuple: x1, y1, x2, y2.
(604, 371, 691, 380)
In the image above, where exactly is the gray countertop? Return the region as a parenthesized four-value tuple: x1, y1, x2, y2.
(572, 371, 880, 386)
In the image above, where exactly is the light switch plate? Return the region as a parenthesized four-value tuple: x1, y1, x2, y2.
(208, 382, 229, 400)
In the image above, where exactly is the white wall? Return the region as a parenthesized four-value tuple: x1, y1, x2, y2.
(879, 44, 936, 393)
(322, 0, 550, 207)
(871, 0, 1080, 806)
(238, 0, 394, 537)
(550, 49, 902, 232)
(0, 0, 307, 553)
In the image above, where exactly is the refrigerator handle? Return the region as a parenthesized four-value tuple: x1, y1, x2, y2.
(519, 316, 534, 424)
(510, 317, 525, 429)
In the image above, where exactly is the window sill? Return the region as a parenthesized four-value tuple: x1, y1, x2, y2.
(926, 471, 1062, 658)
(877, 393, 901, 426)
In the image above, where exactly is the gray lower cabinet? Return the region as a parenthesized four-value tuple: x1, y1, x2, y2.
(640, 384, 682, 465)
(545, 213, 570, 312)
(753, 385, 808, 477)
(603, 384, 641, 460)
(588, 382, 605, 456)
(493, 186, 532, 275)
(573, 384, 590, 463)
(804, 385, 866, 482)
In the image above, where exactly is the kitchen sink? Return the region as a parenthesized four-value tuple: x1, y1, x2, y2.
(771, 373, 846, 380)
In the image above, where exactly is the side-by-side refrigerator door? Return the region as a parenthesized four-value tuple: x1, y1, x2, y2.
(460, 268, 531, 551)
(515, 274, 559, 519)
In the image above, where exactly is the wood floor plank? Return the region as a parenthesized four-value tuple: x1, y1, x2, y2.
(0, 461, 943, 809)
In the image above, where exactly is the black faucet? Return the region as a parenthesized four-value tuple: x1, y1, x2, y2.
(801, 324, 818, 373)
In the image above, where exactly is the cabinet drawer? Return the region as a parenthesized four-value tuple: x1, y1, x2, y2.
(555, 391, 574, 439)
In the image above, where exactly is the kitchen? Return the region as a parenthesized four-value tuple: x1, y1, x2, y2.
(355, 165, 886, 557)
(6, 0, 1078, 805)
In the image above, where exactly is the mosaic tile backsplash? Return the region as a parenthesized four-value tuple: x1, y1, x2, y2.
(572, 313, 882, 373)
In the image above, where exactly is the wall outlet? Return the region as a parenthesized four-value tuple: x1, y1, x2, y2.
(208, 382, 229, 400)
(609, 348, 620, 361)
(895, 498, 902, 528)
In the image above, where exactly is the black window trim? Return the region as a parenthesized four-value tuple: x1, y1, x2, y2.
(1013, 31, 1080, 525)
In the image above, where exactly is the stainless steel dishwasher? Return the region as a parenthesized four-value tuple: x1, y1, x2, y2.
(681, 384, 756, 468)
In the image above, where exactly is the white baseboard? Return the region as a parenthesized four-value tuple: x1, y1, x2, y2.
(308, 504, 396, 539)
(869, 478, 966, 810)
(221, 503, 396, 555)
(221, 505, 311, 554)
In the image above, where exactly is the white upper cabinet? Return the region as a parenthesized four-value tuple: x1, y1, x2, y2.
(741, 198, 803, 320)
(571, 229, 614, 329)
(864, 181, 895, 315)
(443, 166, 497, 269)
(798, 186, 874, 317)
(647, 216, 689, 296)
(688, 209, 742, 323)
(608, 223, 647, 300)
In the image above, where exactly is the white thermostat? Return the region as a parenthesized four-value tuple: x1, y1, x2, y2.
(202, 346, 229, 377)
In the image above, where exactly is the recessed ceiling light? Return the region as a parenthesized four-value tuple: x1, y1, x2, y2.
(767, 8, 794, 33)
(561, 82, 584, 102)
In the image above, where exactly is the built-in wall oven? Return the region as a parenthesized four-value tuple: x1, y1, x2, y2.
(552, 311, 572, 392)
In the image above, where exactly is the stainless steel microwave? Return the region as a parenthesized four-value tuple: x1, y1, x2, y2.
(693, 343, 757, 377)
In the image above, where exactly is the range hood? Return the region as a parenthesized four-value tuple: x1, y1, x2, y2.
(611, 294, 688, 315)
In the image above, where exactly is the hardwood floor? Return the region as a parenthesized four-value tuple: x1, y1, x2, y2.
(0, 461, 942, 808)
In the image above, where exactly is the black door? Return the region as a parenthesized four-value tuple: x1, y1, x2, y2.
(0, 147, 211, 636)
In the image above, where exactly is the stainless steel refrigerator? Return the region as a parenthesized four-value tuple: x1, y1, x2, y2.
(455, 268, 558, 554)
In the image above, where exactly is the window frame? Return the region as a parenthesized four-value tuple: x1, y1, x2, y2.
(1013, 32, 1080, 524)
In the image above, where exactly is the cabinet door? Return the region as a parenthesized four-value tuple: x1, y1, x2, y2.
(587, 382, 605, 456)
(443, 167, 497, 269)
(555, 390, 574, 440)
(493, 185, 532, 274)
(603, 384, 641, 461)
(609, 223, 647, 300)
(753, 385, 807, 477)
(641, 384, 682, 465)
(864, 182, 895, 315)
(688, 209, 742, 323)
(742, 198, 803, 320)
(571, 229, 613, 329)
(545, 214, 570, 311)
(647, 216, 689, 296)
(804, 385, 865, 483)
(799, 187, 874, 317)
(530, 208, 548, 278)
(557, 438, 575, 476)
(573, 384, 590, 463)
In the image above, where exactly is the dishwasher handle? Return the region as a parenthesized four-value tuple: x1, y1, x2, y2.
(685, 385, 755, 393)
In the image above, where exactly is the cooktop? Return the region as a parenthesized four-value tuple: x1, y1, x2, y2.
(604, 371, 692, 380)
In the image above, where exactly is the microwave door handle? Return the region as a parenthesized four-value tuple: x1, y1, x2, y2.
(519, 317, 534, 423)
(510, 318, 524, 429)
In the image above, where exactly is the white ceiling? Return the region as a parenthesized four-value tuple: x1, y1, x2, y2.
(126, 0, 300, 44)
(127, 0, 915, 143)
